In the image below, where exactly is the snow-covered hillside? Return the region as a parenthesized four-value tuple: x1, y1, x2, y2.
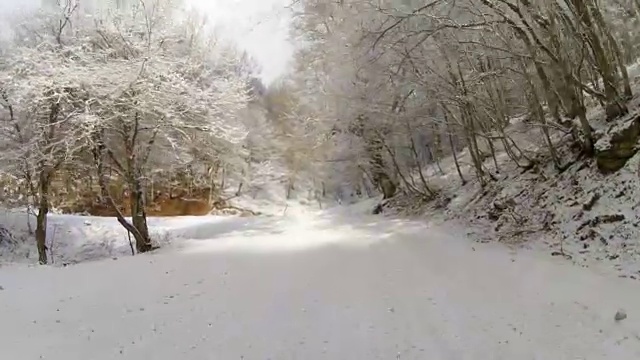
(381, 59, 640, 280)
(2, 205, 640, 359)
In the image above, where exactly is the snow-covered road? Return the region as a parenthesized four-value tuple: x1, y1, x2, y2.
(2, 208, 640, 359)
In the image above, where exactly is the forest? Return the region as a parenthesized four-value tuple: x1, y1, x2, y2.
(1, 0, 639, 269)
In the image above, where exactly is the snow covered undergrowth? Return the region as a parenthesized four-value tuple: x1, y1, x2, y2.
(439, 147, 640, 277)
(0, 178, 328, 266)
(387, 125, 640, 280)
(381, 61, 640, 280)
(2, 205, 640, 359)
(0, 209, 247, 266)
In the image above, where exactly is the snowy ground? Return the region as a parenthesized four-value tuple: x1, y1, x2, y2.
(0, 189, 295, 266)
(2, 205, 640, 359)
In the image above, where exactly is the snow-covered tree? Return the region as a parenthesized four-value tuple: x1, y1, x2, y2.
(0, 1, 94, 264)
(0, 0, 251, 260)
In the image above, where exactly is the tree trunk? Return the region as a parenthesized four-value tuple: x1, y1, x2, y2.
(91, 130, 109, 202)
(94, 128, 153, 254)
(590, 0, 633, 99)
(129, 177, 153, 253)
(486, 138, 500, 172)
(426, 143, 445, 175)
(449, 134, 466, 185)
(570, 0, 627, 119)
(442, 107, 466, 185)
(35, 169, 50, 265)
(286, 179, 294, 199)
(378, 176, 397, 199)
(460, 106, 487, 185)
(407, 131, 435, 198)
(430, 123, 446, 175)
(371, 148, 397, 199)
(35, 209, 48, 265)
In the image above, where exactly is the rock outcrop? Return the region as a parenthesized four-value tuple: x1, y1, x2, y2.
(595, 113, 640, 173)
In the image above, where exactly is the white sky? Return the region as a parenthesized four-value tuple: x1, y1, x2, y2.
(0, 0, 295, 84)
(186, 0, 294, 84)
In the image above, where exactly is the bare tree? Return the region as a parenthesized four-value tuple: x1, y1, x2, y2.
(284, 0, 636, 203)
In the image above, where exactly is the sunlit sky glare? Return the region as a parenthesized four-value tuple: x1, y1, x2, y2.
(0, 0, 295, 84)
(186, 0, 294, 84)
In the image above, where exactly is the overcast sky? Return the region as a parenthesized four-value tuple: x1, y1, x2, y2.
(0, 0, 294, 84)
(187, 0, 294, 84)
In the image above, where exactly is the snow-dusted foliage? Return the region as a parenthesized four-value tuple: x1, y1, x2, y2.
(287, 0, 637, 201)
(0, 0, 254, 262)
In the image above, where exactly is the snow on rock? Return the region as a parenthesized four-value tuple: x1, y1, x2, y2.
(595, 112, 640, 173)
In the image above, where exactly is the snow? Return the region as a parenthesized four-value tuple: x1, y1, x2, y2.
(0, 210, 185, 265)
(2, 206, 640, 359)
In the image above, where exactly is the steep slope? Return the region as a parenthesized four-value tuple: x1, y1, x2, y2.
(384, 61, 640, 279)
